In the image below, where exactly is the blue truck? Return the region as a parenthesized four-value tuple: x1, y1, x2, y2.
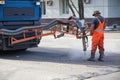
(0, 0, 89, 52)
(0, 0, 42, 51)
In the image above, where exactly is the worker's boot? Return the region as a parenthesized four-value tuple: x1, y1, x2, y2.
(87, 52, 95, 61)
(98, 51, 104, 62)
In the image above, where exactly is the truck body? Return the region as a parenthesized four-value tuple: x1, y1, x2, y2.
(0, 0, 42, 50)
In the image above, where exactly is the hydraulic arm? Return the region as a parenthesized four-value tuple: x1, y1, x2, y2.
(0, 16, 90, 51)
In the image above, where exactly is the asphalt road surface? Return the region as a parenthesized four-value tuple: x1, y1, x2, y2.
(0, 32, 120, 80)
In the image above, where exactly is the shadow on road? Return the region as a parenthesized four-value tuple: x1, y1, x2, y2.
(0, 47, 120, 67)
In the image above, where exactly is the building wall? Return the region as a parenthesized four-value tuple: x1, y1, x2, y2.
(42, 0, 109, 18)
(41, 0, 120, 25)
(108, 0, 120, 18)
(84, 0, 108, 18)
(42, 0, 60, 18)
(42, 0, 71, 18)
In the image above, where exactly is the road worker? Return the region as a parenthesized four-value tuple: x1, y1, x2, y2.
(88, 10, 105, 61)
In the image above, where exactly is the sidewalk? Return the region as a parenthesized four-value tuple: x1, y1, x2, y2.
(86, 72, 120, 80)
(105, 26, 120, 32)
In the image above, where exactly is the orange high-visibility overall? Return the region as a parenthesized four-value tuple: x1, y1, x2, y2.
(91, 17, 105, 53)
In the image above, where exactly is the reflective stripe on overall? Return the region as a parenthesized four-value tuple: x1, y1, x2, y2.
(91, 17, 105, 53)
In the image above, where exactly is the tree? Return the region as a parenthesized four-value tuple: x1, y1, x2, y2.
(68, 0, 87, 51)
(78, 0, 84, 19)
(68, 0, 84, 19)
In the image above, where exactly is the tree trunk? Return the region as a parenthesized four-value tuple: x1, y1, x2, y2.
(78, 0, 84, 19)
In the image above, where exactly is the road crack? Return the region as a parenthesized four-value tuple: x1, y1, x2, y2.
(52, 68, 120, 80)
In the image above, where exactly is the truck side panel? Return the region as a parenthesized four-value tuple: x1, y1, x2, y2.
(0, 0, 42, 51)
